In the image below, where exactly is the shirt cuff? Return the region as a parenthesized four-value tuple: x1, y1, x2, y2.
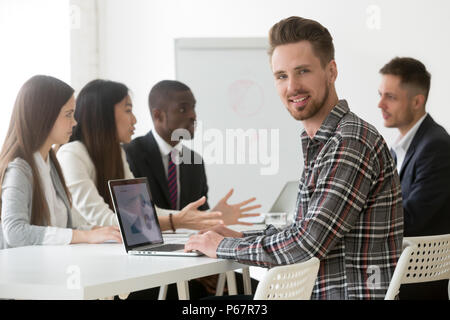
(155, 206, 180, 216)
(216, 237, 242, 259)
(42, 227, 73, 245)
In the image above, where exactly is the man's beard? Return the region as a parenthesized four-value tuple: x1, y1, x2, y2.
(297, 81, 330, 121)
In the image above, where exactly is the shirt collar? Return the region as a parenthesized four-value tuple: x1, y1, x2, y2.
(393, 113, 427, 153)
(301, 99, 350, 145)
(152, 129, 183, 156)
(33, 151, 51, 174)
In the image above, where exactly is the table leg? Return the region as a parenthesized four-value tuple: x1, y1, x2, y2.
(176, 280, 190, 300)
(158, 285, 168, 300)
(226, 271, 237, 295)
(215, 273, 226, 296)
(242, 267, 252, 294)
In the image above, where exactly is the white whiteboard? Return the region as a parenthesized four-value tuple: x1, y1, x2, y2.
(175, 38, 303, 212)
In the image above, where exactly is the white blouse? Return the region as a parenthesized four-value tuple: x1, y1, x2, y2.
(56, 141, 134, 227)
(33, 152, 72, 245)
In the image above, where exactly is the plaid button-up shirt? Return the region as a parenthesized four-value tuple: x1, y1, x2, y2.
(217, 100, 403, 299)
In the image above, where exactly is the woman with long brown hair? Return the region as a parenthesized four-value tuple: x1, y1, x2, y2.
(0, 75, 121, 249)
(57, 79, 223, 231)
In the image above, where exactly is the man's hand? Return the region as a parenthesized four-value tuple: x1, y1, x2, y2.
(212, 188, 261, 226)
(184, 231, 224, 258)
(174, 196, 223, 230)
(185, 223, 244, 258)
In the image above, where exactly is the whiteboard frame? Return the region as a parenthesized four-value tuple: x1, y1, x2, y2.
(175, 38, 269, 79)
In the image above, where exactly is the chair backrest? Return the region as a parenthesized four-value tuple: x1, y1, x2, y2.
(269, 181, 298, 214)
(253, 257, 320, 300)
(385, 233, 450, 300)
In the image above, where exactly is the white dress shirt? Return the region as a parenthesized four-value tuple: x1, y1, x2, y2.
(56, 141, 134, 227)
(392, 113, 427, 172)
(33, 152, 72, 245)
(152, 130, 182, 210)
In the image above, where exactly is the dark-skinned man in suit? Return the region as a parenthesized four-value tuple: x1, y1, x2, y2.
(124, 80, 261, 299)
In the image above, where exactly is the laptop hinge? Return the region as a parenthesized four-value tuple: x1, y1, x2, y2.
(133, 243, 162, 251)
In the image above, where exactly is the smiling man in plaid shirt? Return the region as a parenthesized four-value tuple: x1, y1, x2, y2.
(185, 16, 404, 300)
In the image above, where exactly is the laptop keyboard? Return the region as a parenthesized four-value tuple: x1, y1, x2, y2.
(144, 243, 185, 252)
(164, 238, 187, 244)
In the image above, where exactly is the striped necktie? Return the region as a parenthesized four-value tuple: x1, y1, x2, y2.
(168, 152, 178, 210)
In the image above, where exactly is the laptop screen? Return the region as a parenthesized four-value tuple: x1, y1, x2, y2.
(109, 178, 164, 249)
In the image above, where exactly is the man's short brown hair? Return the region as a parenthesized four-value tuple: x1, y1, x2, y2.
(380, 57, 431, 103)
(268, 16, 335, 68)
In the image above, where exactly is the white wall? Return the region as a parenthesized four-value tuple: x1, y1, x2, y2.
(0, 0, 71, 147)
(91, 0, 450, 210)
(70, 0, 99, 93)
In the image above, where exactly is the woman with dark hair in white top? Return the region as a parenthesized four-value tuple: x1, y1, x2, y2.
(57, 79, 223, 231)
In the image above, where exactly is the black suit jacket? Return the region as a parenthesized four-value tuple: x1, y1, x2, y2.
(398, 114, 450, 237)
(124, 131, 210, 211)
(395, 115, 450, 300)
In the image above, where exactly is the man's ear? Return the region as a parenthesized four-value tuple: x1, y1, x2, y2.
(327, 60, 338, 84)
(412, 94, 426, 111)
(152, 108, 164, 123)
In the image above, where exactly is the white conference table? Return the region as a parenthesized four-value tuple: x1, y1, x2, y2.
(0, 243, 249, 300)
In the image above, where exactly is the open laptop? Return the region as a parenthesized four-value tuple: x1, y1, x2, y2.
(108, 177, 202, 256)
(238, 180, 299, 225)
(269, 180, 298, 213)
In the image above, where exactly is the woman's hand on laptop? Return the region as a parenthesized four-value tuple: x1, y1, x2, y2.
(71, 226, 122, 244)
(173, 196, 224, 230)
